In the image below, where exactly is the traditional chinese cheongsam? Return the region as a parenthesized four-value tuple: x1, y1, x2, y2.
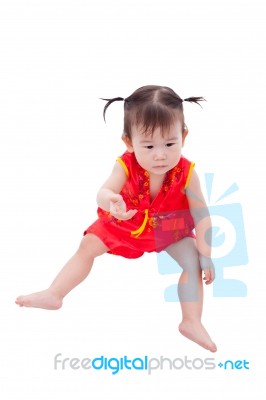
(84, 151, 195, 258)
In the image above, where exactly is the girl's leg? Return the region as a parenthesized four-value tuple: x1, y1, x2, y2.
(165, 237, 217, 352)
(15, 234, 109, 310)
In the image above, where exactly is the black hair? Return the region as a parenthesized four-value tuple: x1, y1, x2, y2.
(101, 85, 205, 139)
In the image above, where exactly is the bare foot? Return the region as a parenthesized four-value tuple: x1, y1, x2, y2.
(179, 320, 217, 352)
(15, 289, 63, 310)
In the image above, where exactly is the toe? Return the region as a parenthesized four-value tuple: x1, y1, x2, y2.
(209, 343, 217, 352)
(15, 297, 23, 305)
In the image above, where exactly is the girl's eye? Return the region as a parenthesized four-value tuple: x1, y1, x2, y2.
(145, 145, 154, 149)
(166, 143, 176, 147)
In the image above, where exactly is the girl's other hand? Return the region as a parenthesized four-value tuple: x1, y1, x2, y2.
(203, 267, 215, 285)
(109, 194, 138, 220)
(200, 255, 215, 284)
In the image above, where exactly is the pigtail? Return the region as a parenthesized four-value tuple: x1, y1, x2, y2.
(100, 97, 124, 122)
(183, 96, 206, 108)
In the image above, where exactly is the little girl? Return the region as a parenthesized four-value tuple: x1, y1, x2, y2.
(16, 85, 217, 352)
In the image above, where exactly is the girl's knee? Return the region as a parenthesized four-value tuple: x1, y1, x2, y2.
(179, 259, 201, 274)
(79, 233, 108, 258)
(166, 238, 201, 272)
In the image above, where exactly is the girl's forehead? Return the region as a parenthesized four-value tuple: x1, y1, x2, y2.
(131, 120, 182, 139)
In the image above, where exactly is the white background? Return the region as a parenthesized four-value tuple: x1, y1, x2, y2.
(1, 0, 265, 398)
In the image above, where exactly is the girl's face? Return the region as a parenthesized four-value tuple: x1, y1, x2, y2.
(123, 121, 187, 176)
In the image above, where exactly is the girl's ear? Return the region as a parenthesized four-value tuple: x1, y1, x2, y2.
(182, 125, 189, 147)
(122, 134, 134, 152)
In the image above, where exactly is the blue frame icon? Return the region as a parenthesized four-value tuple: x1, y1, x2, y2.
(156, 175, 248, 301)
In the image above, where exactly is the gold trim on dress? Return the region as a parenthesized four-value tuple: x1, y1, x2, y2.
(184, 162, 195, 189)
(116, 157, 129, 177)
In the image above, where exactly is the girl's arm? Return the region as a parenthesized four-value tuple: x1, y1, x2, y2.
(96, 161, 137, 220)
(186, 169, 215, 284)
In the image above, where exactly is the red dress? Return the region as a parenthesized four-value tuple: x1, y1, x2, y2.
(84, 151, 195, 258)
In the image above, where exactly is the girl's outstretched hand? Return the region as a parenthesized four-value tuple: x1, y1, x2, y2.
(109, 194, 138, 220)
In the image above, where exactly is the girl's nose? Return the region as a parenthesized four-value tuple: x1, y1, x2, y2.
(153, 150, 166, 160)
